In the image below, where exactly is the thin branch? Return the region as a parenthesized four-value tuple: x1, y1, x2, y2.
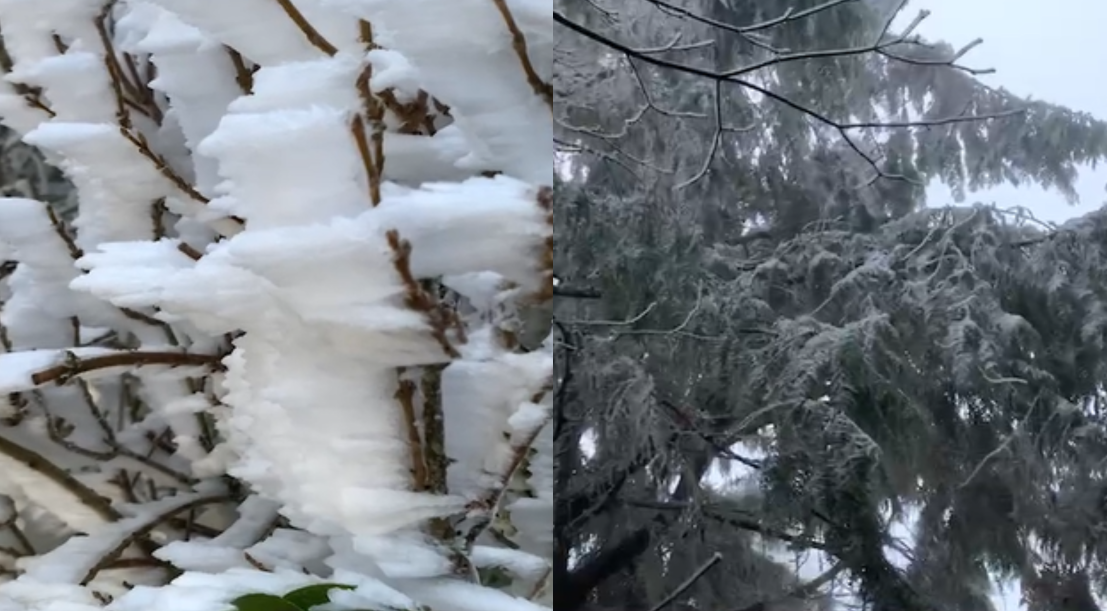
(490, 0, 552, 108)
(732, 562, 845, 611)
(79, 493, 230, 585)
(554, 12, 1023, 132)
(273, 0, 338, 56)
(554, 285, 602, 299)
(394, 373, 427, 491)
(225, 46, 256, 94)
(464, 387, 552, 546)
(117, 128, 214, 205)
(563, 301, 656, 326)
(642, 0, 857, 36)
(30, 350, 224, 387)
(0, 433, 121, 522)
(633, 32, 715, 55)
(627, 498, 828, 550)
(649, 552, 723, 611)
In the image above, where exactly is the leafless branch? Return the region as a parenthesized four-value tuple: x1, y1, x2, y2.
(732, 562, 846, 611)
(648, 552, 723, 611)
(555, 3, 1015, 186)
(554, 285, 602, 299)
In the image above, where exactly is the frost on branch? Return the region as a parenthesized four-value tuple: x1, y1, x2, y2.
(0, 0, 551, 609)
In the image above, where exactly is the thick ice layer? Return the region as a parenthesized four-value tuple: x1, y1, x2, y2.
(0, 0, 552, 607)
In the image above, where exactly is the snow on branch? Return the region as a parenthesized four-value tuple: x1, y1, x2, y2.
(0, 347, 220, 392)
(555, 0, 1023, 189)
(0, 0, 551, 608)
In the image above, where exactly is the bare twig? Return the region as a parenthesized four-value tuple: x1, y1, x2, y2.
(554, 13, 1019, 130)
(79, 493, 230, 585)
(490, 0, 552, 108)
(554, 285, 602, 299)
(464, 387, 552, 547)
(555, 6, 1017, 186)
(274, 0, 338, 56)
(30, 350, 224, 387)
(732, 563, 845, 611)
(627, 498, 828, 550)
(225, 46, 256, 94)
(0, 433, 122, 522)
(394, 372, 427, 490)
(649, 552, 723, 611)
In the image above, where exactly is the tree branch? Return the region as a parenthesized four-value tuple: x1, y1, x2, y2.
(555, 285, 602, 299)
(555, 7, 1018, 186)
(625, 498, 827, 550)
(649, 552, 723, 611)
(31, 350, 224, 386)
(561, 527, 653, 611)
(554, 12, 1018, 130)
(733, 562, 845, 611)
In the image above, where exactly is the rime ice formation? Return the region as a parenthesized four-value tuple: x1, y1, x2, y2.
(0, 0, 552, 608)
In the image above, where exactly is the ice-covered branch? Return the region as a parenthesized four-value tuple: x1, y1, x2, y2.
(0, 0, 550, 608)
(555, 2, 1018, 187)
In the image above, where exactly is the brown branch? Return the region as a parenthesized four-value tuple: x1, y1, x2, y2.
(94, 5, 135, 130)
(44, 200, 83, 260)
(177, 242, 203, 261)
(420, 364, 454, 546)
(122, 52, 161, 114)
(30, 350, 224, 387)
(101, 556, 172, 571)
(151, 197, 167, 240)
(79, 493, 229, 585)
(0, 27, 56, 118)
(534, 186, 553, 302)
(274, 0, 338, 56)
(116, 306, 181, 346)
(420, 365, 448, 495)
(29, 202, 184, 347)
(353, 23, 386, 205)
(41, 392, 117, 461)
(117, 128, 212, 204)
(464, 387, 551, 546)
(225, 47, 255, 94)
(91, 11, 235, 223)
(350, 114, 380, 205)
(490, 0, 552, 108)
(394, 372, 427, 490)
(0, 433, 121, 522)
(385, 230, 463, 358)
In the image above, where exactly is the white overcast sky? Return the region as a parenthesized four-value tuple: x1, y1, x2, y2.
(897, 0, 1107, 225)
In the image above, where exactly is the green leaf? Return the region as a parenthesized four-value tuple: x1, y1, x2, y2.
(281, 583, 357, 610)
(477, 566, 513, 588)
(230, 593, 304, 611)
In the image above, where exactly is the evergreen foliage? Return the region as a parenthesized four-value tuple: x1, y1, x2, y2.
(555, 1, 1107, 610)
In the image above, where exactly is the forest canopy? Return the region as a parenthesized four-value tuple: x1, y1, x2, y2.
(554, 1, 1107, 610)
